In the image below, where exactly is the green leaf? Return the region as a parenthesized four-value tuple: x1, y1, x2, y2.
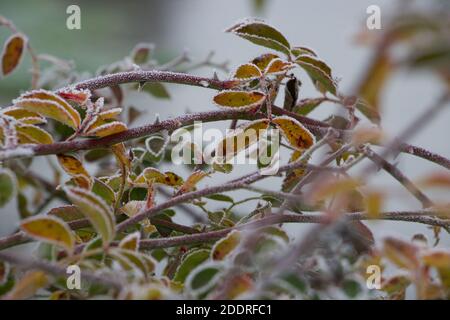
(92, 178, 116, 206)
(293, 98, 325, 116)
(64, 186, 116, 244)
(174, 249, 211, 283)
(226, 19, 290, 55)
(139, 82, 170, 99)
(205, 194, 234, 203)
(0, 168, 16, 207)
(186, 262, 222, 296)
(296, 55, 337, 95)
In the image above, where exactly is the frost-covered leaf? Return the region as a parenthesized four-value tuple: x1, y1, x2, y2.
(47, 205, 84, 222)
(176, 170, 208, 195)
(291, 46, 317, 58)
(252, 53, 279, 71)
(15, 124, 53, 145)
(1, 33, 27, 76)
(226, 19, 290, 55)
(0, 168, 16, 207)
(92, 178, 116, 206)
(13, 89, 81, 129)
(212, 230, 241, 260)
(1, 106, 47, 125)
(213, 90, 265, 110)
(20, 215, 75, 253)
(57, 88, 91, 105)
(216, 119, 269, 161)
(272, 116, 315, 150)
(264, 58, 295, 75)
(231, 63, 262, 80)
(57, 154, 92, 189)
(64, 186, 116, 244)
(296, 55, 337, 95)
(119, 231, 140, 251)
(186, 262, 222, 297)
(5, 271, 48, 300)
(174, 249, 211, 284)
(85, 121, 127, 138)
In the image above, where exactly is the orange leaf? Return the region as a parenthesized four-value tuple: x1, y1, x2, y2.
(272, 116, 315, 150)
(1, 33, 27, 76)
(213, 90, 266, 110)
(57, 154, 92, 189)
(14, 89, 81, 129)
(231, 63, 262, 80)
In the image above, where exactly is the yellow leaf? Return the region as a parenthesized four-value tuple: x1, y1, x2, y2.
(1, 33, 27, 76)
(85, 121, 127, 137)
(14, 89, 81, 129)
(212, 230, 241, 260)
(422, 250, 450, 269)
(16, 124, 53, 145)
(356, 53, 391, 123)
(282, 149, 309, 192)
(57, 154, 92, 189)
(64, 186, 116, 245)
(231, 63, 262, 80)
(252, 53, 279, 71)
(2, 106, 47, 125)
(119, 231, 140, 251)
(272, 116, 315, 150)
(213, 90, 266, 110)
(383, 237, 420, 270)
(216, 119, 269, 161)
(134, 168, 183, 187)
(5, 271, 48, 300)
(98, 107, 123, 120)
(364, 191, 384, 219)
(264, 58, 294, 74)
(20, 215, 75, 253)
(176, 170, 208, 195)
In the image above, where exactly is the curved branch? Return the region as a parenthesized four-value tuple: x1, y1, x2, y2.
(68, 70, 236, 91)
(137, 211, 450, 250)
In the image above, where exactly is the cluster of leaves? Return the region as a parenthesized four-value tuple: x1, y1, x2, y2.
(0, 2, 450, 300)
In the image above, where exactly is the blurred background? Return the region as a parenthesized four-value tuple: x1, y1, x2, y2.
(1, 0, 449, 250)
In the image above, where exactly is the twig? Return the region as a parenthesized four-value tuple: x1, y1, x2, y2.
(365, 147, 433, 208)
(136, 210, 449, 250)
